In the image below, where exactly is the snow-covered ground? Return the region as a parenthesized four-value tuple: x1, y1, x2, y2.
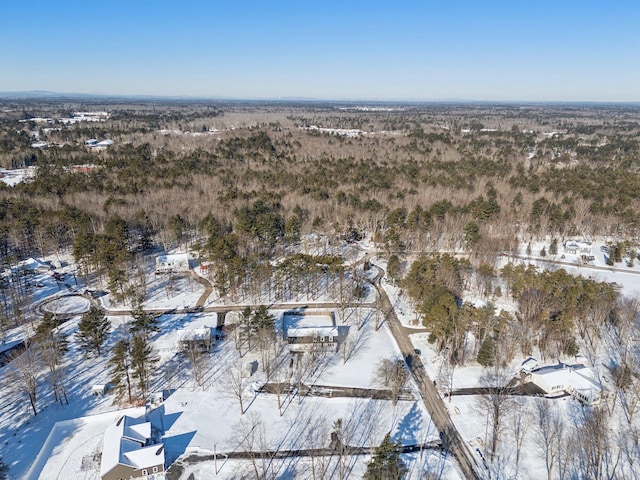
(378, 240, 640, 480)
(7, 237, 640, 479)
(0, 246, 463, 480)
(0, 167, 36, 186)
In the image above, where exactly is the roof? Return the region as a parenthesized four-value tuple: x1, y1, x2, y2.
(178, 328, 211, 342)
(100, 415, 163, 477)
(287, 326, 339, 338)
(531, 363, 605, 399)
(156, 252, 189, 264)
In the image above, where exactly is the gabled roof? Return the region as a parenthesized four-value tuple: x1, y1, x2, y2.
(156, 252, 189, 264)
(287, 326, 339, 338)
(178, 328, 211, 342)
(100, 415, 164, 477)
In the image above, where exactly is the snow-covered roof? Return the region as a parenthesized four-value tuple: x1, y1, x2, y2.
(178, 328, 211, 342)
(521, 357, 538, 373)
(23, 257, 52, 271)
(283, 312, 334, 329)
(287, 326, 339, 338)
(123, 443, 164, 469)
(531, 363, 605, 400)
(100, 415, 163, 477)
(156, 252, 189, 264)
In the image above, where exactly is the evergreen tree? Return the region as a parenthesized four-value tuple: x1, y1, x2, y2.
(130, 334, 158, 398)
(250, 305, 275, 333)
(549, 238, 558, 255)
(109, 338, 132, 403)
(387, 254, 402, 284)
(364, 432, 408, 480)
(35, 313, 68, 357)
(76, 306, 110, 356)
(477, 337, 495, 367)
(131, 305, 160, 337)
(463, 221, 481, 247)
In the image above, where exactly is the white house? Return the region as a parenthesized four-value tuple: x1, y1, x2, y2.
(286, 326, 340, 353)
(100, 415, 164, 480)
(525, 362, 608, 406)
(23, 257, 53, 273)
(564, 241, 592, 255)
(155, 253, 190, 274)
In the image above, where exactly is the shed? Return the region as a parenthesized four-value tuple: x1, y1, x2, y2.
(91, 384, 110, 396)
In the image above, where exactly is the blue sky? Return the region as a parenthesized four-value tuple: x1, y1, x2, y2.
(0, 1, 638, 101)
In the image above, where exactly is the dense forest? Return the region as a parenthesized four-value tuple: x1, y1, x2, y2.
(1, 100, 640, 480)
(2, 101, 640, 346)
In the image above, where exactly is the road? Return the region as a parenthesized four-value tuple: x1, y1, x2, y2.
(370, 265, 482, 480)
(102, 263, 482, 478)
(511, 253, 640, 275)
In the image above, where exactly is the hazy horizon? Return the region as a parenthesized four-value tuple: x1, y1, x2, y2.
(1, 0, 638, 102)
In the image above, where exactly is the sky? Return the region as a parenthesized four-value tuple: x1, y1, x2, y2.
(0, 0, 638, 102)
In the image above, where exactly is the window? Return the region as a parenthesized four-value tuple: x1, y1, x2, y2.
(142, 470, 148, 476)
(153, 466, 159, 473)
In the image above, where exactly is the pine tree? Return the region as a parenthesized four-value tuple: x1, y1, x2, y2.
(76, 306, 110, 356)
(131, 305, 159, 337)
(549, 238, 558, 255)
(477, 337, 495, 367)
(109, 339, 133, 403)
(251, 305, 275, 333)
(130, 334, 158, 398)
(364, 432, 408, 480)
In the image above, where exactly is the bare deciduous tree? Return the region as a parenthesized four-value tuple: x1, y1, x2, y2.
(375, 357, 408, 406)
(475, 367, 515, 463)
(223, 361, 247, 415)
(509, 397, 529, 469)
(534, 399, 565, 480)
(8, 341, 40, 416)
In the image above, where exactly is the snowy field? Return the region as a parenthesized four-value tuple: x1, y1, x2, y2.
(6, 238, 639, 479)
(0, 247, 462, 479)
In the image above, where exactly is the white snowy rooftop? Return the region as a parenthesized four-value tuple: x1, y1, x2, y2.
(100, 414, 163, 477)
(287, 326, 339, 338)
(178, 327, 211, 342)
(156, 252, 189, 263)
(283, 312, 334, 330)
(532, 363, 605, 397)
